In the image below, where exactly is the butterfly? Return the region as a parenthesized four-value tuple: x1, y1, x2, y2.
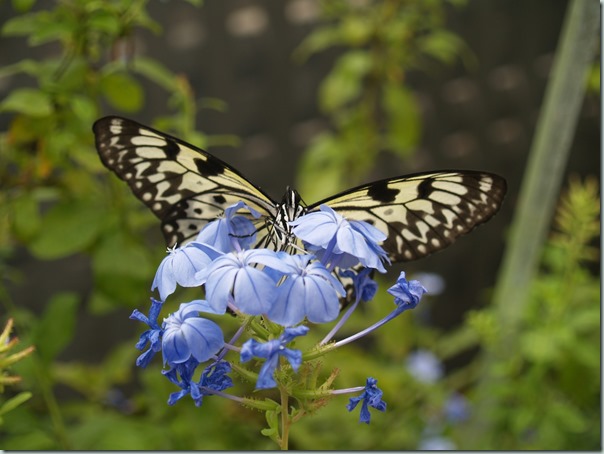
(93, 116, 506, 264)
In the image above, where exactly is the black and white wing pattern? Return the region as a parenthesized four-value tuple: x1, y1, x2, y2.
(93, 116, 278, 248)
(93, 116, 507, 262)
(307, 171, 506, 262)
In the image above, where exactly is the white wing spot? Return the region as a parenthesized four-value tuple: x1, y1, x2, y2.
(432, 180, 468, 195)
(137, 146, 169, 159)
(430, 190, 461, 205)
(131, 136, 167, 147)
(407, 199, 435, 214)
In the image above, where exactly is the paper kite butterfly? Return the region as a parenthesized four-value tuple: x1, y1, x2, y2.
(93, 116, 506, 263)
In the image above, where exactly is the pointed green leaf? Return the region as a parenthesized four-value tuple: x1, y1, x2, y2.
(101, 72, 144, 113)
(383, 83, 421, 155)
(29, 199, 107, 259)
(0, 392, 33, 417)
(34, 292, 79, 363)
(319, 50, 372, 112)
(0, 88, 52, 117)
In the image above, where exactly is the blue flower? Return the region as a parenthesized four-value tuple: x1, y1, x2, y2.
(405, 349, 443, 384)
(346, 377, 387, 424)
(340, 268, 378, 304)
(290, 205, 389, 272)
(387, 271, 427, 313)
(196, 248, 287, 315)
(130, 298, 164, 368)
(267, 255, 345, 326)
(196, 201, 260, 252)
(418, 436, 457, 450)
(162, 301, 224, 366)
(444, 392, 470, 423)
(163, 359, 233, 407)
(240, 325, 309, 389)
(152, 242, 222, 301)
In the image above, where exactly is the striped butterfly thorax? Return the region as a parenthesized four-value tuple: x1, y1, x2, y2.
(93, 116, 507, 266)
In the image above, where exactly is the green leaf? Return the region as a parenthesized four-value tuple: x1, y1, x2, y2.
(91, 230, 155, 311)
(0, 59, 41, 78)
(293, 26, 342, 62)
(70, 95, 97, 126)
(87, 10, 121, 36)
(29, 199, 107, 259)
(383, 83, 421, 154)
(34, 292, 79, 363)
(2, 13, 38, 36)
(520, 329, 560, 363)
(340, 15, 372, 45)
(3, 10, 73, 45)
(92, 232, 153, 280)
(261, 409, 280, 444)
(11, 0, 36, 13)
(0, 88, 53, 117)
(297, 133, 346, 201)
(28, 16, 73, 46)
(0, 392, 33, 417)
(11, 192, 41, 241)
(419, 30, 464, 65)
(100, 72, 144, 113)
(319, 50, 372, 112)
(70, 412, 170, 450)
(132, 57, 178, 92)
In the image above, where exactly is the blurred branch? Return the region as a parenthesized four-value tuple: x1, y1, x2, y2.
(467, 0, 599, 445)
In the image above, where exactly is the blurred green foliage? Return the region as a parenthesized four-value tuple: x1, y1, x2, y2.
(294, 0, 469, 201)
(0, 0, 599, 450)
(0, 318, 34, 426)
(454, 176, 600, 449)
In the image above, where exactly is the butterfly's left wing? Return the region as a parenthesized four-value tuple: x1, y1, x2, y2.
(309, 171, 507, 263)
(93, 116, 278, 247)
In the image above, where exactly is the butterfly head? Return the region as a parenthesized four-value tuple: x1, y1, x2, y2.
(269, 187, 307, 251)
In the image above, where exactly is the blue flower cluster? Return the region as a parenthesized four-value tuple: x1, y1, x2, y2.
(130, 201, 427, 424)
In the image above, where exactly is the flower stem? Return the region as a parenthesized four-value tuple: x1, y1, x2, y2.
(333, 308, 401, 348)
(320, 299, 359, 345)
(279, 385, 290, 450)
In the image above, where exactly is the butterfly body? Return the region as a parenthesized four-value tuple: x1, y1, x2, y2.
(267, 187, 308, 251)
(93, 116, 506, 262)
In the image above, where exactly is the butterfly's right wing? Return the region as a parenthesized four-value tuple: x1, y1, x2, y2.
(93, 116, 278, 247)
(310, 171, 507, 263)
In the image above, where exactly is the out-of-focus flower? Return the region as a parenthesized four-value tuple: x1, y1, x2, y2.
(405, 349, 443, 384)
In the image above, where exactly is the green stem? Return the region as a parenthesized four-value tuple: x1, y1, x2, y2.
(466, 0, 599, 448)
(35, 357, 70, 449)
(279, 385, 290, 450)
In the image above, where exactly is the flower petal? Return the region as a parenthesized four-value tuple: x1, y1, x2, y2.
(181, 318, 224, 363)
(268, 277, 306, 326)
(162, 328, 191, 365)
(233, 267, 276, 314)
